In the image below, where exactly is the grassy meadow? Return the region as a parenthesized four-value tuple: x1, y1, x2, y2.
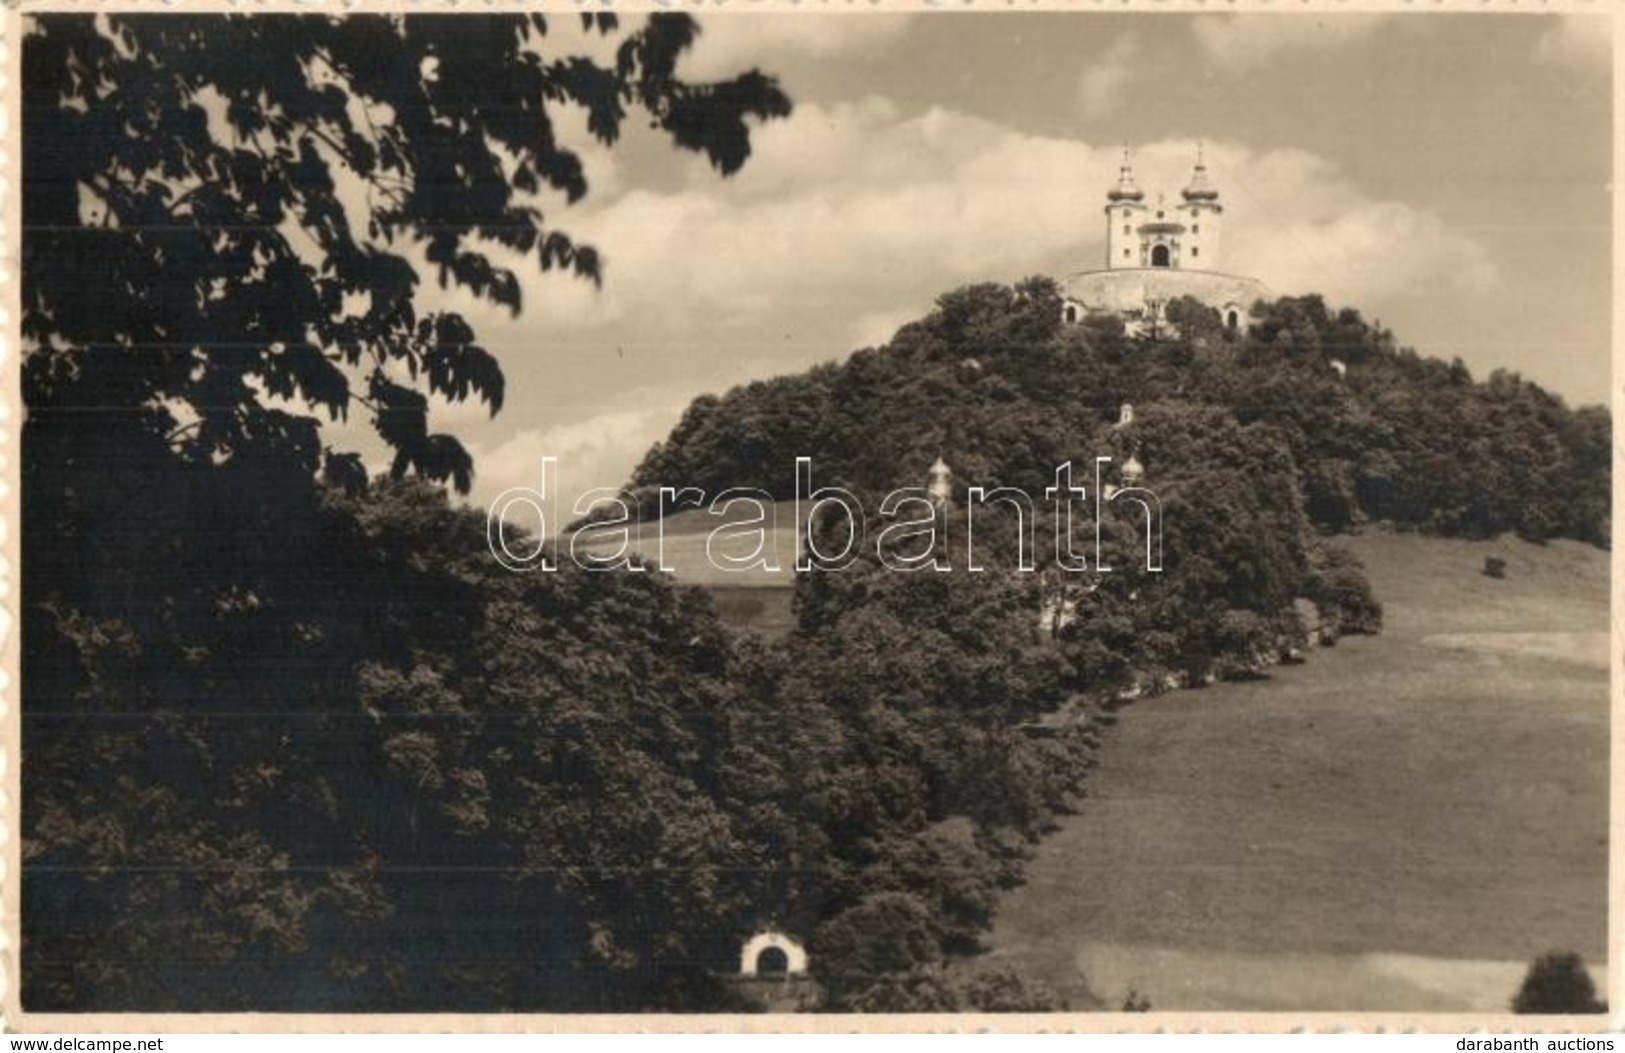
(980, 530, 1610, 1012)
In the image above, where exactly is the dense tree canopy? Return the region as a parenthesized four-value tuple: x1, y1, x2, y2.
(24, 12, 791, 499)
(632, 285, 1609, 547)
(27, 482, 769, 1009)
(22, 12, 794, 1011)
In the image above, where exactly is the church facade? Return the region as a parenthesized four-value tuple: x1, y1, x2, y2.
(1060, 149, 1269, 335)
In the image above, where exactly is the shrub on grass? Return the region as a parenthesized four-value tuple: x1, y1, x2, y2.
(1511, 950, 1605, 1014)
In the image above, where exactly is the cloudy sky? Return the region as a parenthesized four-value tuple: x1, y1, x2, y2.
(393, 11, 1612, 509)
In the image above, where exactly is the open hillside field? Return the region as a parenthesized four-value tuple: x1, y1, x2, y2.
(982, 531, 1610, 1012)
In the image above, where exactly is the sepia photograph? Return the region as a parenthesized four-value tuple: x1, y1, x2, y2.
(9, 3, 1615, 1027)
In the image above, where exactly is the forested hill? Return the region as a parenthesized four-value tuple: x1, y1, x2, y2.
(630, 280, 1610, 547)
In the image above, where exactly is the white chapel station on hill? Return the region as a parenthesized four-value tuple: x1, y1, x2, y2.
(1061, 148, 1269, 335)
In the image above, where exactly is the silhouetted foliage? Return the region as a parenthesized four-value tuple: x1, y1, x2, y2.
(1512, 951, 1606, 1014)
(24, 12, 790, 496)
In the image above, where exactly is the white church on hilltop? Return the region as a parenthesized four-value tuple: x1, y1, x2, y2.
(1060, 148, 1269, 335)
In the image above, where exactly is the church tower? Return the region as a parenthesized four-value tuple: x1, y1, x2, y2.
(1179, 146, 1222, 271)
(1104, 149, 1147, 271)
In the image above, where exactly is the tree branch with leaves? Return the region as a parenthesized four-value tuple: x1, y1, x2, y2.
(23, 12, 791, 494)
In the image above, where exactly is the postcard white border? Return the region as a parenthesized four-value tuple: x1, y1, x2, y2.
(1, 0, 1617, 1035)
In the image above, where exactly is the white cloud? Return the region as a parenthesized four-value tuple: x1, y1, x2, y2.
(521, 105, 1495, 350)
(1534, 14, 1611, 68)
(849, 306, 924, 351)
(1192, 14, 1392, 74)
(1124, 141, 1497, 302)
(1078, 35, 1140, 121)
(464, 394, 690, 514)
(1231, 198, 1496, 301)
(537, 101, 1106, 342)
(428, 389, 502, 432)
(678, 13, 915, 82)
(371, 98, 1498, 509)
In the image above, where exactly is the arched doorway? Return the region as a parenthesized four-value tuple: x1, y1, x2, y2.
(756, 946, 790, 976)
(1151, 244, 1171, 268)
(1063, 303, 1079, 324)
(1226, 309, 1239, 330)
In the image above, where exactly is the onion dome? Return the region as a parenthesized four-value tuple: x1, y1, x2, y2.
(1182, 146, 1219, 203)
(1107, 148, 1145, 203)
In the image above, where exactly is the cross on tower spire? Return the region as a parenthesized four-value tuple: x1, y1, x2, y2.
(1183, 143, 1219, 202)
(1106, 146, 1145, 203)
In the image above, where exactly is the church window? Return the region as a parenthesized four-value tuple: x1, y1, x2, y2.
(1157, 210, 1164, 219)
(1123, 224, 1131, 235)
(1122, 248, 1130, 258)
(1191, 246, 1199, 258)
(1193, 224, 1200, 233)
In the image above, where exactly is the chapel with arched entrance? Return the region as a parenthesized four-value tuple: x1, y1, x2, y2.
(1060, 146, 1269, 336)
(738, 930, 809, 978)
